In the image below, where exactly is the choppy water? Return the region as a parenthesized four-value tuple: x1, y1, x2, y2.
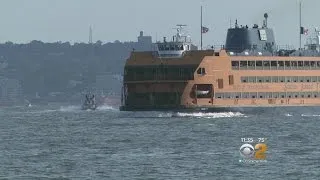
(0, 104, 319, 179)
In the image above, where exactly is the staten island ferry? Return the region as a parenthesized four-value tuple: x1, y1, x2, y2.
(120, 13, 320, 112)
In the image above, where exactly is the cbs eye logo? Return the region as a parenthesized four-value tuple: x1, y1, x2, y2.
(239, 143, 267, 159)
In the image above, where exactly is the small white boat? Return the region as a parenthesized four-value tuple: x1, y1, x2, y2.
(24, 99, 32, 107)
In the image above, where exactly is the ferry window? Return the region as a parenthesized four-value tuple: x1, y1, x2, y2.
(291, 61, 298, 70)
(272, 92, 279, 98)
(311, 76, 317, 82)
(258, 92, 266, 98)
(215, 93, 223, 99)
(266, 92, 272, 98)
(232, 61, 239, 70)
(311, 61, 316, 69)
(277, 61, 284, 70)
(313, 92, 318, 98)
(257, 77, 264, 83)
(287, 92, 293, 98)
(197, 68, 206, 75)
(235, 92, 241, 99)
(259, 29, 267, 41)
(285, 61, 291, 69)
(286, 76, 291, 82)
(248, 76, 256, 83)
(298, 76, 304, 82)
(279, 76, 285, 82)
(265, 76, 271, 83)
(218, 79, 224, 89)
(256, 61, 262, 70)
(293, 92, 299, 98)
(271, 61, 277, 70)
(306, 92, 312, 98)
(272, 76, 278, 83)
(317, 61, 320, 69)
(305, 76, 311, 82)
(248, 61, 255, 69)
(279, 92, 286, 98)
(300, 93, 305, 98)
(240, 61, 248, 70)
(292, 76, 298, 82)
(298, 61, 303, 69)
(229, 75, 234, 85)
(225, 93, 231, 98)
(170, 45, 174, 50)
(242, 92, 250, 98)
(202, 68, 206, 74)
(263, 61, 270, 70)
(304, 61, 310, 70)
(241, 77, 248, 83)
(180, 45, 184, 50)
(250, 92, 257, 98)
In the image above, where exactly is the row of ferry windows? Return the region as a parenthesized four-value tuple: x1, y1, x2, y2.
(215, 92, 319, 99)
(158, 44, 184, 51)
(124, 66, 196, 81)
(231, 60, 320, 70)
(241, 76, 320, 83)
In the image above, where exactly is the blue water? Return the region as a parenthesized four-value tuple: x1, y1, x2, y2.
(0, 104, 319, 179)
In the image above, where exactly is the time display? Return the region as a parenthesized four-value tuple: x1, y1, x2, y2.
(241, 138, 253, 143)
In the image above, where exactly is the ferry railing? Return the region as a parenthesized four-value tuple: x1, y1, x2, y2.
(202, 44, 299, 56)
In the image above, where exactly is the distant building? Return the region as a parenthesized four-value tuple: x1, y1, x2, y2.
(136, 31, 153, 51)
(0, 77, 22, 105)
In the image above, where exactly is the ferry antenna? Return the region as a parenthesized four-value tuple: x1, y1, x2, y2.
(299, 0, 302, 50)
(89, 26, 93, 44)
(201, 5, 203, 50)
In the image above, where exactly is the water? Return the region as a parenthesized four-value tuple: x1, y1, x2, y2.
(0, 104, 319, 179)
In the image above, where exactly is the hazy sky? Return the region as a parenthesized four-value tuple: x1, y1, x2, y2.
(0, 0, 319, 48)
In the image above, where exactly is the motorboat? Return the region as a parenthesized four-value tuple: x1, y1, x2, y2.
(82, 93, 97, 110)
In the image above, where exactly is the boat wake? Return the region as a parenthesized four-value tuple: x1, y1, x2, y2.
(96, 104, 118, 111)
(173, 112, 246, 118)
(59, 105, 82, 112)
(124, 111, 246, 119)
(59, 104, 118, 112)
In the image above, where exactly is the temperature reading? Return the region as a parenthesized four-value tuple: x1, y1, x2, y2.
(258, 138, 266, 143)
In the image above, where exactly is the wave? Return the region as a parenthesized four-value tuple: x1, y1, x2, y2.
(59, 105, 81, 112)
(301, 114, 320, 117)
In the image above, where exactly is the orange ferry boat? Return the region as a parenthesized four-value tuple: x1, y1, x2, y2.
(120, 13, 320, 112)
